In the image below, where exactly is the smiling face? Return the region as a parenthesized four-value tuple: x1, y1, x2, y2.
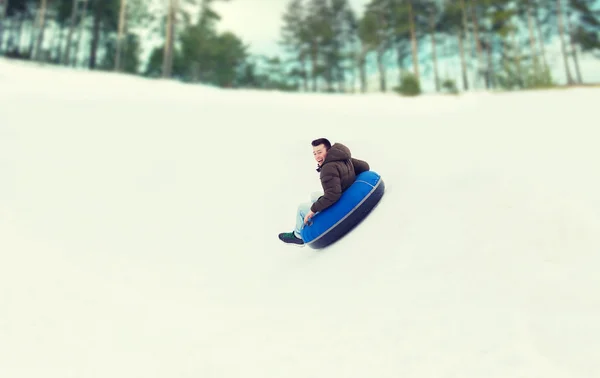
(313, 143, 328, 166)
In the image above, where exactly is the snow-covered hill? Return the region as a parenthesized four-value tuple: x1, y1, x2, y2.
(1, 58, 599, 378)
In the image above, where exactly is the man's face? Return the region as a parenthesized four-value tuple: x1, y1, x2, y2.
(313, 144, 328, 166)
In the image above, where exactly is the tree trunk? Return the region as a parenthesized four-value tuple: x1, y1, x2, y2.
(63, 0, 78, 64)
(556, 0, 574, 84)
(429, 10, 440, 92)
(162, 0, 177, 78)
(376, 47, 386, 92)
(337, 65, 346, 93)
(33, 0, 48, 61)
(511, 26, 524, 88)
(28, 17, 37, 57)
(526, 0, 539, 75)
(408, 1, 419, 81)
(359, 47, 368, 93)
(89, 0, 104, 70)
(309, 41, 318, 91)
(469, 0, 484, 81)
(458, 32, 469, 90)
(72, 0, 88, 66)
(0, 0, 9, 50)
(396, 42, 407, 86)
(533, 3, 549, 71)
(459, 0, 472, 86)
(359, 58, 366, 93)
(115, 0, 127, 71)
(5, 15, 17, 53)
(300, 53, 308, 91)
(6, 14, 24, 53)
(485, 37, 495, 88)
(564, 6, 582, 83)
(349, 54, 356, 93)
(324, 58, 334, 92)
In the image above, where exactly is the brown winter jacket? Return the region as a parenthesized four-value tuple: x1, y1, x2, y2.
(310, 143, 370, 213)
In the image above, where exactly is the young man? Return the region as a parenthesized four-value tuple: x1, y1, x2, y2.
(278, 138, 370, 246)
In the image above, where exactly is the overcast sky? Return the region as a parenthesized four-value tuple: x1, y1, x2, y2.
(212, 0, 370, 57)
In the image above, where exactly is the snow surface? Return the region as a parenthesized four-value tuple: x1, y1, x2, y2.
(1, 58, 600, 378)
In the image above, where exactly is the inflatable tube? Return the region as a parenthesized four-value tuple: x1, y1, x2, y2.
(301, 170, 385, 249)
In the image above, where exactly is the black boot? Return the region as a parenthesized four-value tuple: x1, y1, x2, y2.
(278, 231, 305, 246)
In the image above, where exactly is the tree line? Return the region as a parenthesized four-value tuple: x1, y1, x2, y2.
(0, 0, 598, 94)
(279, 0, 599, 93)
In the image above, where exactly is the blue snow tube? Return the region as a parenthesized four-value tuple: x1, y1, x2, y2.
(301, 170, 385, 249)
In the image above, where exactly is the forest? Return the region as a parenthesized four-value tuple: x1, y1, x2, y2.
(0, 0, 598, 95)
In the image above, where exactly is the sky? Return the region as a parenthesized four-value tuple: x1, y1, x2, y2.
(1, 56, 600, 378)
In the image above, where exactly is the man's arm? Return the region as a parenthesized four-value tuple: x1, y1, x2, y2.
(352, 158, 370, 175)
(310, 166, 342, 213)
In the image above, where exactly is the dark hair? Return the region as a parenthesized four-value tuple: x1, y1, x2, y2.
(311, 138, 331, 150)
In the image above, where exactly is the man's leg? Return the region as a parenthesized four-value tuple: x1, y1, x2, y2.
(278, 191, 323, 245)
(294, 191, 323, 238)
(294, 202, 312, 238)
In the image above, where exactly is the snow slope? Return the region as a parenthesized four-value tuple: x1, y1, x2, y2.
(1, 58, 599, 378)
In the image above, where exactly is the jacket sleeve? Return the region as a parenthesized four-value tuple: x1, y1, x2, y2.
(310, 166, 342, 213)
(352, 158, 370, 175)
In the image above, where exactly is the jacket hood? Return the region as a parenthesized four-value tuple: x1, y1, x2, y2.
(325, 143, 351, 162)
